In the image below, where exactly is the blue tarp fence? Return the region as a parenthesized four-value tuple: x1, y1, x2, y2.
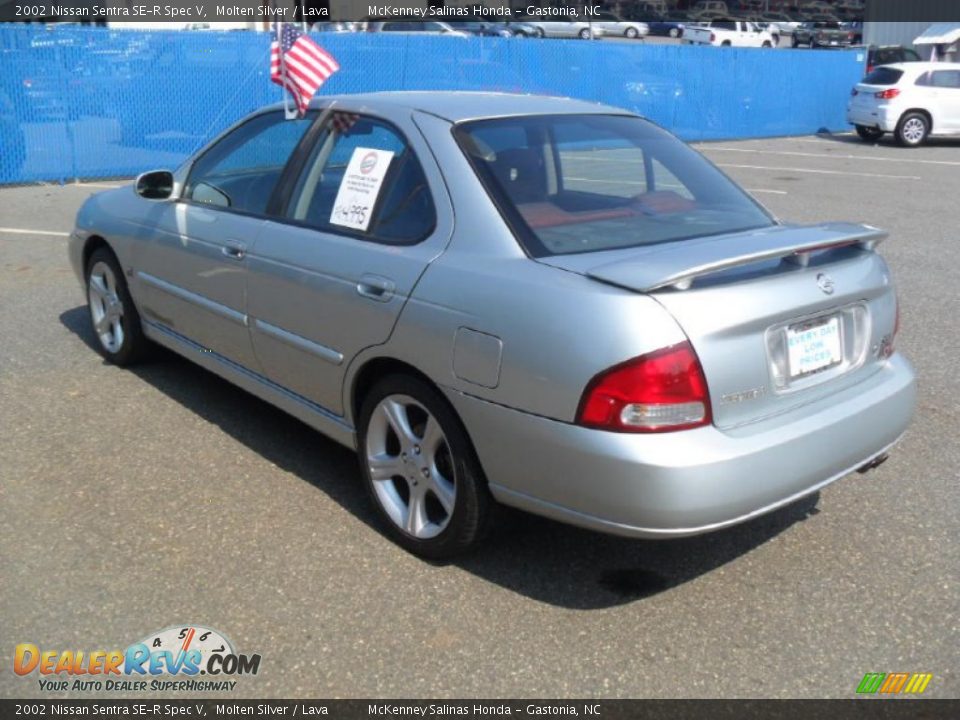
(0, 26, 865, 185)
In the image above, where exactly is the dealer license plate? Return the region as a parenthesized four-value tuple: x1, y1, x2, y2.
(787, 316, 842, 378)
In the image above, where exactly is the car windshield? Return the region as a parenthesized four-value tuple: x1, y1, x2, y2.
(863, 67, 903, 85)
(455, 114, 774, 257)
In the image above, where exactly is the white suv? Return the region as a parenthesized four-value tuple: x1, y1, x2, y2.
(847, 62, 960, 146)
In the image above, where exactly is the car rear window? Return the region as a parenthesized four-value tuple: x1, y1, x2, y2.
(863, 67, 903, 86)
(455, 114, 773, 258)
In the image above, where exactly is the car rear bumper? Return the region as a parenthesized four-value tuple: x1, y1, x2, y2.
(847, 103, 899, 132)
(446, 353, 916, 538)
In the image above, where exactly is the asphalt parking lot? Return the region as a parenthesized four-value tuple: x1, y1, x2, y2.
(1, 132, 958, 699)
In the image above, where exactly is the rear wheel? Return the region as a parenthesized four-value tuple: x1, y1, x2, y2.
(721, 40, 732, 46)
(578, 28, 591, 39)
(85, 247, 151, 366)
(625, 27, 639, 39)
(535, 27, 545, 38)
(791, 35, 799, 47)
(762, 40, 773, 48)
(358, 375, 494, 559)
(896, 112, 929, 147)
(669, 27, 680, 38)
(855, 125, 884, 142)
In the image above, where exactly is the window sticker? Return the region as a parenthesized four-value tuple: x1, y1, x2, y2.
(329, 147, 395, 231)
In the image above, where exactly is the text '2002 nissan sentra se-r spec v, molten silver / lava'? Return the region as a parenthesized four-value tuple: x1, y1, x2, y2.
(69, 92, 916, 558)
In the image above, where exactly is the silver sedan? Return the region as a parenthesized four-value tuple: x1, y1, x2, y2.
(69, 92, 916, 558)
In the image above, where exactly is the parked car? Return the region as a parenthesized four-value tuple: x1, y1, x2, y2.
(503, 21, 540, 37)
(689, 0, 729, 14)
(511, 15, 604, 39)
(684, 20, 776, 47)
(69, 92, 916, 557)
(759, 12, 801, 33)
(628, 12, 685, 38)
(866, 45, 921, 74)
(365, 20, 468, 36)
(446, 21, 513, 38)
(792, 21, 857, 48)
(590, 11, 649, 39)
(847, 62, 960, 145)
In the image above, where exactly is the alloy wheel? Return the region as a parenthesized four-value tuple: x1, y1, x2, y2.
(364, 394, 457, 540)
(88, 260, 125, 354)
(901, 117, 926, 145)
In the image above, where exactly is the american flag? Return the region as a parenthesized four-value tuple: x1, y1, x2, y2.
(270, 23, 339, 116)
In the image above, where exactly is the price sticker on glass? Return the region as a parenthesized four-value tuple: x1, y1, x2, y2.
(329, 147, 395, 231)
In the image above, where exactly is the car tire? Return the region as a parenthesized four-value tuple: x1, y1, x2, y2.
(357, 374, 494, 559)
(896, 112, 929, 147)
(791, 35, 799, 47)
(85, 247, 151, 366)
(721, 40, 732, 46)
(535, 27, 545, 38)
(579, 28, 591, 39)
(669, 27, 680, 38)
(762, 40, 773, 48)
(625, 27, 639, 39)
(855, 125, 884, 142)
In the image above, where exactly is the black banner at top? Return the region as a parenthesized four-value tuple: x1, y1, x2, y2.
(1, 1, 960, 24)
(0, 1, 959, 29)
(4, 0, 960, 25)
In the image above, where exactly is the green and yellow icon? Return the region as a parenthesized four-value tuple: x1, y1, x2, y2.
(857, 672, 932, 695)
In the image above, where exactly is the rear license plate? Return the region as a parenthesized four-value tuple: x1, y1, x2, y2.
(787, 315, 842, 378)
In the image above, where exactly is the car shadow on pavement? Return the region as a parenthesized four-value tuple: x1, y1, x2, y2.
(62, 305, 822, 610)
(814, 130, 960, 149)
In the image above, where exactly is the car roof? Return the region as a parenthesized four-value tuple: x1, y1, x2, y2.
(269, 91, 625, 123)
(879, 61, 960, 71)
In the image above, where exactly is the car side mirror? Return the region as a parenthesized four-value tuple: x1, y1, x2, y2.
(134, 170, 174, 200)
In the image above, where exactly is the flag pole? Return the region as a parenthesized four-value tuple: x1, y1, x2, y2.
(275, 19, 298, 119)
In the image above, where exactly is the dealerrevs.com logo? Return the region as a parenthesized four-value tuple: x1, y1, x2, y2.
(14, 625, 261, 692)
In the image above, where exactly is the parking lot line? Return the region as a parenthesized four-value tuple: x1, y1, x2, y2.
(705, 146, 960, 167)
(715, 163, 921, 181)
(0, 227, 69, 237)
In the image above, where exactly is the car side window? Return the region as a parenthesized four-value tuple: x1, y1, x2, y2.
(930, 70, 960, 89)
(285, 114, 437, 245)
(185, 112, 313, 215)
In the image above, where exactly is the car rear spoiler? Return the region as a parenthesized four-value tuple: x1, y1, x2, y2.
(586, 222, 887, 292)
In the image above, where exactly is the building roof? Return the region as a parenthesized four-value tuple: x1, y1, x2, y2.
(914, 22, 960, 46)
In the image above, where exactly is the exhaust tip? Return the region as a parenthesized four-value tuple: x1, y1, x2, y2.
(857, 453, 889, 474)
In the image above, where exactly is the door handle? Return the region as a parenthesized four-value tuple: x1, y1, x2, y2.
(222, 243, 246, 261)
(356, 274, 395, 302)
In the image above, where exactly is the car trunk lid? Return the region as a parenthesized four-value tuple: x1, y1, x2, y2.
(538, 222, 898, 429)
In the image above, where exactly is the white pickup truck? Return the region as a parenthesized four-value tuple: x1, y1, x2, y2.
(684, 20, 777, 47)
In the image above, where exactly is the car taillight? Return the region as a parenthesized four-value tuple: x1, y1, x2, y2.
(866, 64, 874, 73)
(875, 88, 900, 99)
(577, 342, 712, 433)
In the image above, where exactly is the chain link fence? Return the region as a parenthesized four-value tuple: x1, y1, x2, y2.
(0, 25, 865, 185)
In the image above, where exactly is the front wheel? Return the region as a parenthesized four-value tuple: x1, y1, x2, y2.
(762, 40, 773, 48)
(625, 27, 639, 39)
(85, 247, 151, 366)
(578, 28, 591, 39)
(896, 112, 929, 147)
(358, 375, 494, 559)
(855, 125, 884, 142)
(535, 27, 545, 38)
(669, 27, 680, 38)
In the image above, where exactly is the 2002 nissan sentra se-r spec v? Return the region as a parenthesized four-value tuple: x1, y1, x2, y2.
(69, 92, 916, 558)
